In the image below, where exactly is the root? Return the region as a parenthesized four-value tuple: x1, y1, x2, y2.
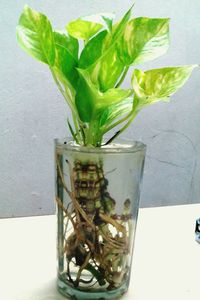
(56, 157, 132, 289)
(75, 252, 91, 286)
(56, 196, 75, 228)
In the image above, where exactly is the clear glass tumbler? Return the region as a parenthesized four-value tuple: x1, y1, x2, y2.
(55, 138, 146, 300)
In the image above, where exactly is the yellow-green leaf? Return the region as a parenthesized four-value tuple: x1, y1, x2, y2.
(87, 7, 133, 91)
(132, 65, 197, 109)
(66, 19, 103, 41)
(88, 47, 124, 92)
(117, 17, 170, 66)
(16, 5, 55, 65)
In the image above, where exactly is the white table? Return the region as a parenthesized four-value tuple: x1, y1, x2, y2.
(0, 204, 200, 300)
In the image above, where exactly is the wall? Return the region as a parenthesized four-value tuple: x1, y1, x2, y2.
(0, 0, 200, 217)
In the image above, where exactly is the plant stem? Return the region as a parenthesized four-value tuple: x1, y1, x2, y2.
(50, 67, 83, 144)
(67, 119, 79, 144)
(115, 66, 129, 88)
(86, 118, 102, 146)
(50, 67, 67, 100)
(105, 109, 138, 145)
(72, 112, 82, 143)
(102, 109, 133, 136)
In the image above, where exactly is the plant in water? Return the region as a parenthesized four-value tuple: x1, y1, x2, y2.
(16, 3, 197, 297)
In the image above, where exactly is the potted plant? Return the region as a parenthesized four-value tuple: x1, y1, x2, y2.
(16, 3, 196, 300)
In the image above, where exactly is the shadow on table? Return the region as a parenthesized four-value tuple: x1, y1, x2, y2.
(22, 278, 133, 300)
(16, 279, 67, 300)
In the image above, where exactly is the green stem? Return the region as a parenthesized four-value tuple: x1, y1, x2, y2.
(115, 66, 129, 88)
(50, 67, 67, 100)
(102, 109, 133, 136)
(67, 119, 79, 144)
(86, 118, 102, 147)
(49, 67, 83, 144)
(72, 112, 82, 143)
(105, 109, 138, 145)
(79, 125, 86, 145)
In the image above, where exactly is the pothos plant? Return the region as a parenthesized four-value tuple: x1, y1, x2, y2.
(16, 4, 197, 293)
(16, 4, 196, 147)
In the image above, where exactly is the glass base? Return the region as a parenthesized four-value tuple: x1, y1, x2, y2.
(57, 278, 128, 300)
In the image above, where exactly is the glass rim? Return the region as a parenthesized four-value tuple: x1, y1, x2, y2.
(55, 137, 146, 154)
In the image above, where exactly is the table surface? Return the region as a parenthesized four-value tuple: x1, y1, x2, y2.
(0, 203, 200, 300)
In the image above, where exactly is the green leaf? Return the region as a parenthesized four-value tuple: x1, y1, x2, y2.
(66, 19, 103, 41)
(117, 17, 170, 66)
(87, 6, 133, 91)
(101, 86, 132, 107)
(131, 65, 197, 109)
(75, 69, 132, 122)
(16, 5, 55, 65)
(88, 47, 124, 91)
(112, 5, 133, 41)
(54, 31, 79, 61)
(79, 30, 107, 68)
(75, 69, 96, 122)
(54, 32, 78, 87)
(101, 15, 113, 33)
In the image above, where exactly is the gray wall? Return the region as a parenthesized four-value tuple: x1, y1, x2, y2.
(0, 0, 200, 217)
